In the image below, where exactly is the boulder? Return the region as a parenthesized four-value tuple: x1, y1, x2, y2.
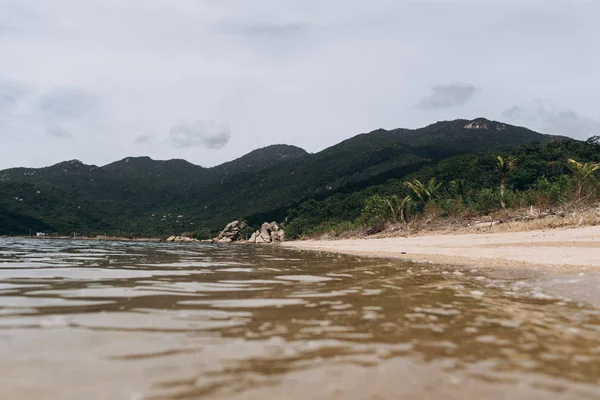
(166, 235, 176, 242)
(214, 220, 285, 244)
(276, 230, 285, 242)
(248, 231, 258, 243)
(260, 229, 272, 242)
(222, 221, 239, 232)
(214, 220, 248, 242)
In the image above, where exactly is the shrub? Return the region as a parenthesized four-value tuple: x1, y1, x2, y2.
(473, 189, 502, 213)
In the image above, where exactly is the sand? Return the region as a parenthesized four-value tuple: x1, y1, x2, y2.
(283, 225, 600, 271)
(284, 225, 600, 306)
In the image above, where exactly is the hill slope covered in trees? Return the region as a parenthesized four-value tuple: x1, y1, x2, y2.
(0, 118, 569, 236)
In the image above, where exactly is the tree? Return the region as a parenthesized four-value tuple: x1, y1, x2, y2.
(567, 159, 599, 202)
(404, 178, 441, 204)
(587, 135, 600, 147)
(495, 155, 518, 209)
(386, 195, 412, 224)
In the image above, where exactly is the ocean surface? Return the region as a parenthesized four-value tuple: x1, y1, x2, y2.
(0, 238, 599, 399)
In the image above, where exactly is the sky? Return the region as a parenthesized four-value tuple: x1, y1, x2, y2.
(1, 0, 599, 169)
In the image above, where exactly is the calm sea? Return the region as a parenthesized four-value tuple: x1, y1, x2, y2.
(0, 238, 599, 399)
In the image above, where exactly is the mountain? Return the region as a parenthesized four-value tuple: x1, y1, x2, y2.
(0, 118, 567, 236)
(213, 145, 308, 176)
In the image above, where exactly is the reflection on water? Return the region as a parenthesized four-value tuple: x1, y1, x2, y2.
(0, 238, 599, 399)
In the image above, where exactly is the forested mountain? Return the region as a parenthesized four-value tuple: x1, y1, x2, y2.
(282, 138, 599, 237)
(0, 118, 567, 236)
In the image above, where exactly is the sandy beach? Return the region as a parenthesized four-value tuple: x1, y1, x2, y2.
(284, 225, 600, 306)
(283, 225, 600, 270)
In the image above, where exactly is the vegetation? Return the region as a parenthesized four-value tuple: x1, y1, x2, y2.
(0, 118, 585, 237)
(495, 155, 518, 208)
(284, 138, 599, 238)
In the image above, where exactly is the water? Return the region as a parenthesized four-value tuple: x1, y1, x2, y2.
(1, 238, 599, 399)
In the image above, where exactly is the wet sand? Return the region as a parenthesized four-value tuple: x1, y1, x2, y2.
(284, 226, 600, 306)
(283, 226, 600, 270)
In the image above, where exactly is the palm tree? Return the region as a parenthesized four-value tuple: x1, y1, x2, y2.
(567, 159, 599, 202)
(404, 179, 426, 203)
(386, 195, 412, 223)
(404, 178, 442, 204)
(495, 155, 518, 209)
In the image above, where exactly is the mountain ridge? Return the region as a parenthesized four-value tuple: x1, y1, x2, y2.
(0, 118, 570, 236)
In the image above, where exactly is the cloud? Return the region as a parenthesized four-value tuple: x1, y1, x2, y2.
(218, 21, 306, 37)
(38, 88, 100, 119)
(417, 83, 477, 110)
(168, 121, 231, 150)
(0, 80, 29, 113)
(502, 101, 600, 139)
(1, 1, 599, 170)
(46, 126, 73, 139)
(134, 134, 156, 145)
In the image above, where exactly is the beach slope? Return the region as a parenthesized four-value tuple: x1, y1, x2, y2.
(283, 226, 600, 270)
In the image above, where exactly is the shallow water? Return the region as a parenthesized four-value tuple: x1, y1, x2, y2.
(0, 238, 599, 399)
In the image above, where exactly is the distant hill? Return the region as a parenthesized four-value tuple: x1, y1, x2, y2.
(0, 118, 567, 236)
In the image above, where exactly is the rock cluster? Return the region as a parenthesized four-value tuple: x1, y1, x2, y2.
(166, 221, 286, 245)
(247, 222, 285, 244)
(165, 235, 198, 243)
(214, 220, 248, 243)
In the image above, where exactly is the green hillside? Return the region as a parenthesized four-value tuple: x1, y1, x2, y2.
(282, 138, 599, 238)
(0, 118, 568, 236)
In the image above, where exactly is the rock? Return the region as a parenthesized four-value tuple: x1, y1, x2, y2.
(248, 231, 258, 243)
(166, 235, 176, 242)
(214, 220, 248, 242)
(224, 221, 238, 231)
(214, 220, 284, 245)
(464, 120, 488, 130)
(173, 236, 195, 242)
(276, 230, 285, 242)
(260, 228, 272, 242)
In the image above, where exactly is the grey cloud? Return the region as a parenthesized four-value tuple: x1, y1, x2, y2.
(134, 134, 156, 145)
(168, 121, 231, 150)
(417, 83, 477, 110)
(0, 80, 29, 113)
(0, 24, 15, 36)
(1, 0, 599, 170)
(502, 101, 600, 139)
(38, 88, 100, 118)
(218, 21, 306, 37)
(46, 126, 74, 139)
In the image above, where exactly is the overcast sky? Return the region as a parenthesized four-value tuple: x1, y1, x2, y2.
(1, 0, 599, 169)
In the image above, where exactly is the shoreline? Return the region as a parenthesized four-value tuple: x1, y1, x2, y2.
(2, 236, 162, 243)
(283, 225, 600, 306)
(283, 225, 600, 271)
